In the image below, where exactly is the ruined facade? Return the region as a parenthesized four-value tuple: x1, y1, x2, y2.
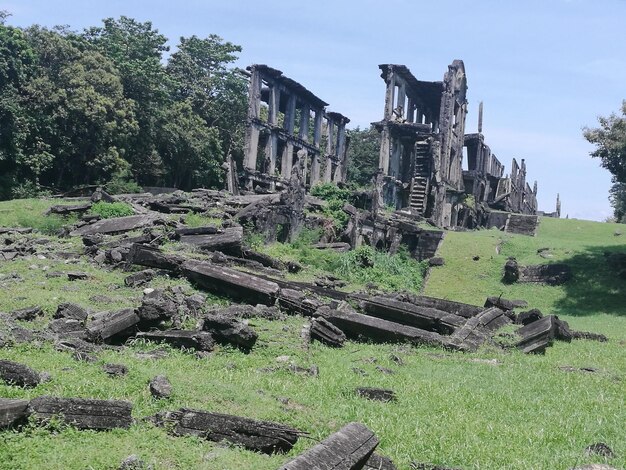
(242, 65, 349, 192)
(463, 106, 538, 218)
(373, 61, 468, 227)
(374, 62, 540, 228)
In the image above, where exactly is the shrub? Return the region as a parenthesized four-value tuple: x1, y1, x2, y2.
(105, 169, 142, 195)
(90, 201, 135, 219)
(310, 183, 354, 231)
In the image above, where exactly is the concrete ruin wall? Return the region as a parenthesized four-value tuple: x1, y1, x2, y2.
(242, 65, 350, 193)
(374, 61, 543, 228)
(373, 61, 468, 227)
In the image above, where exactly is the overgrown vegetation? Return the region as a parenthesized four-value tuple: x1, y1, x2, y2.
(89, 201, 135, 219)
(309, 182, 355, 230)
(263, 229, 428, 292)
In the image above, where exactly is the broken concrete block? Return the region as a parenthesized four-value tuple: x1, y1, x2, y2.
(151, 408, 300, 454)
(0, 359, 41, 387)
(202, 314, 257, 349)
(29, 396, 133, 430)
(149, 375, 172, 399)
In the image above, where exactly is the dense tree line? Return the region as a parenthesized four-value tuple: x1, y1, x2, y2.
(0, 13, 247, 199)
(584, 100, 626, 222)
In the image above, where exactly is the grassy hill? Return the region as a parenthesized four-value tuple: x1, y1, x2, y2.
(0, 200, 624, 469)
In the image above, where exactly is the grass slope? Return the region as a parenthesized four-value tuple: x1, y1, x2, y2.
(1, 201, 625, 469)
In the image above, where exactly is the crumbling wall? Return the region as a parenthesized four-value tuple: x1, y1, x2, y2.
(373, 61, 468, 228)
(242, 65, 349, 194)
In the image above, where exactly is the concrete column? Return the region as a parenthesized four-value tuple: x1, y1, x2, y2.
(389, 138, 401, 178)
(284, 94, 296, 133)
(244, 69, 262, 170)
(396, 82, 406, 119)
(299, 105, 310, 142)
(282, 142, 294, 178)
(383, 72, 396, 120)
(280, 94, 297, 178)
(268, 85, 280, 126)
(323, 118, 334, 182)
(334, 123, 347, 182)
(310, 110, 323, 186)
(406, 98, 415, 123)
(379, 125, 391, 174)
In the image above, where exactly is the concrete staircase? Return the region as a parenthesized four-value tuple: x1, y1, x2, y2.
(409, 142, 430, 214)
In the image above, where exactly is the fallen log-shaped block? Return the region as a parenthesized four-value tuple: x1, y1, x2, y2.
(310, 317, 346, 347)
(86, 308, 140, 343)
(0, 398, 30, 429)
(182, 260, 279, 306)
(178, 226, 243, 255)
(48, 203, 92, 215)
(54, 302, 88, 322)
(279, 422, 379, 469)
(136, 330, 215, 351)
(278, 289, 325, 317)
(446, 307, 511, 352)
(70, 214, 155, 236)
(320, 309, 445, 347)
(484, 296, 528, 311)
(360, 296, 466, 335)
(520, 263, 572, 285)
(0, 359, 40, 387)
(124, 269, 155, 287)
(515, 315, 557, 354)
(392, 294, 483, 318)
(127, 244, 185, 272)
(153, 408, 301, 454)
(29, 396, 133, 430)
(202, 314, 257, 349)
(174, 225, 219, 237)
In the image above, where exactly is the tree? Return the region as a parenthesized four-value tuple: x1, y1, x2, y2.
(346, 126, 381, 187)
(83, 17, 171, 184)
(157, 100, 223, 189)
(21, 26, 137, 189)
(584, 101, 626, 220)
(166, 34, 247, 166)
(584, 101, 626, 183)
(0, 15, 36, 198)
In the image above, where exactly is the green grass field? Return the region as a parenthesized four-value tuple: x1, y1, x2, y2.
(1, 200, 625, 469)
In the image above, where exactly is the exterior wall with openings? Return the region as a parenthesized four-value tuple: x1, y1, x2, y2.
(242, 64, 350, 193)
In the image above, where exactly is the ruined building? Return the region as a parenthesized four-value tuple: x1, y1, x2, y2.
(237, 61, 547, 248)
(374, 61, 540, 229)
(242, 65, 350, 192)
(373, 61, 468, 227)
(463, 103, 538, 219)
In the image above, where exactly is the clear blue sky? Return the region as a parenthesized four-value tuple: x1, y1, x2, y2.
(4, 0, 626, 220)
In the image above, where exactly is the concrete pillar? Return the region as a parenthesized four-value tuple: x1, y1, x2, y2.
(323, 118, 334, 182)
(389, 138, 401, 178)
(281, 94, 297, 178)
(406, 98, 415, 123)
(244, 69, 262, 170)
(379, 125, 391, 174)
(299, 105, 310, 142)
(384, 72, 396, 120)
(310, 110, 323, 186)
(334, 123, 347, 182)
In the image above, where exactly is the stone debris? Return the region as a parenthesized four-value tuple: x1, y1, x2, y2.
(149, 375, 172, 399)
